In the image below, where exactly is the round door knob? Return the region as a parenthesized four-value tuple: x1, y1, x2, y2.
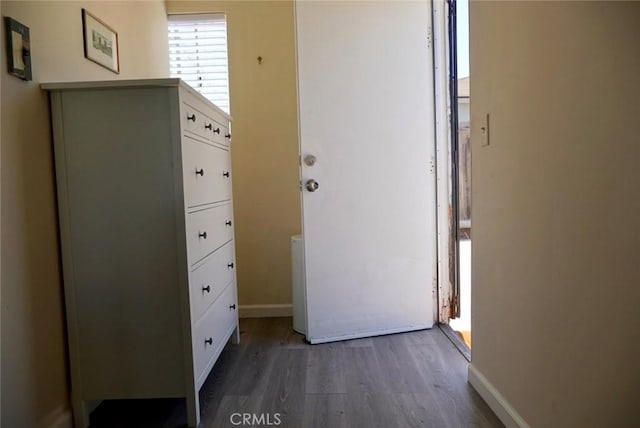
(305, 179, 319, 192)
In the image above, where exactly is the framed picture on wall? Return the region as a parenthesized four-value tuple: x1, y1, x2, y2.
(4, 17, 32, 80)
(82, 9, 119, 73)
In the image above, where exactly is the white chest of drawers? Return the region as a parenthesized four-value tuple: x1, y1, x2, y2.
(42, 79, 239, 428)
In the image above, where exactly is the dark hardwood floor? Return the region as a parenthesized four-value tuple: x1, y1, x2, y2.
(90, 317, 502, 428)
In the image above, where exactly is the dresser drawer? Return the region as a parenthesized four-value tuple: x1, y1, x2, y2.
(193, 281, 237, 382)
(186, 204, 234, 265)
(189, 241, 236, 323)
(183, 137, 231, 208)
(182, 103, 208, 140)
(209, 120, 231, 147)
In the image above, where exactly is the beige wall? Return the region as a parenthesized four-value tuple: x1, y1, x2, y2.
(167, 1, 301, 307)
(470, 2, 640, 427)
(0, 2, 169, 426)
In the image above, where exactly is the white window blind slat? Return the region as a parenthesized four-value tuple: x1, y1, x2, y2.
(168, 14, 230, 114)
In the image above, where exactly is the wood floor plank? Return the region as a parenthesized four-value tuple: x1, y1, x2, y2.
(390, 392, 451, 428)
(409, 337, 502, 427)
(342, 347, 387, 394)
(342, 337, 374, 348)
(372, 333, 433, 394)
(403, 327, 438, 346)
(259, 348, 308, 428)
(305, 342, 348, 393)
(240, 317, 290, 346)
(345, 392, 398, 428)
(225, 346, 277, 395)
(302, 393, 350, 428)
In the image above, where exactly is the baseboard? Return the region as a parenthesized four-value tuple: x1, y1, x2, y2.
(239, 304, 292, 318)
(468, 364, 530, 428)
(39, 405, 72, 428)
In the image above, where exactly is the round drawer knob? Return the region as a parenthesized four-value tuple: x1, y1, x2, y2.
(196, 168, 204, 176)
(187, 114, 196, 122)
(223, 171, 230, 178)
(205, 123, 212, 130)
(205, 337, 213, 346)
(227, 262, 235, 269)
(214, 128, 221, 134)
(199, 231, 207, 239)
(202, 285, 211, 293)
(229, 304, 236, 310)
(225, 221, 232, 226)
(225, 133, 231, 139)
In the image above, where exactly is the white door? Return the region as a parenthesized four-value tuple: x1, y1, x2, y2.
(296, 1, 437, 344)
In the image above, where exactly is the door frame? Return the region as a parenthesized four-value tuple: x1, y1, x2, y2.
(433, 0, 460, 323)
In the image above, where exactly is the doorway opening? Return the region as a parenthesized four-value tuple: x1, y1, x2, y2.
(448, 87, 471, 348)
(434, 0, 471, 355)
(448, 0, 471, 349)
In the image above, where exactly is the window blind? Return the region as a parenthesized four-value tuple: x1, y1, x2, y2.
(168, 14, 230, 114)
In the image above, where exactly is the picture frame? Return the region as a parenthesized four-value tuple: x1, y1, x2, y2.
(82, 9, 119, 73)
(4, 17, 32, 80)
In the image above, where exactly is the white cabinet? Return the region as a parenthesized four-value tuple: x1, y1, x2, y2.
(42, 79, 238, 428)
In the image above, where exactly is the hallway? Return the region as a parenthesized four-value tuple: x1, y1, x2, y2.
(90, 318, 502, 428)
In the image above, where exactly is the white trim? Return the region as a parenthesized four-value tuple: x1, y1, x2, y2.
(167, 13, 223, 22)
(238, 304, 292, 318)
(308, 324, 433, 345)
(39, 405, 72, 428)
(468, 364, 530, 428)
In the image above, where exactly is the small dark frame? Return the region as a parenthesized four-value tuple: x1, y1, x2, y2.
(81, 9, 119, 74)
(4, 17, 32, 81)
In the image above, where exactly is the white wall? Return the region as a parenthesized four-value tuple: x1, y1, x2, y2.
(0, 2, 169, 426)
(470, 2, 640, 427)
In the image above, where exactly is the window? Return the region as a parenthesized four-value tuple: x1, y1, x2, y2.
(168, 14, 230, 113)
